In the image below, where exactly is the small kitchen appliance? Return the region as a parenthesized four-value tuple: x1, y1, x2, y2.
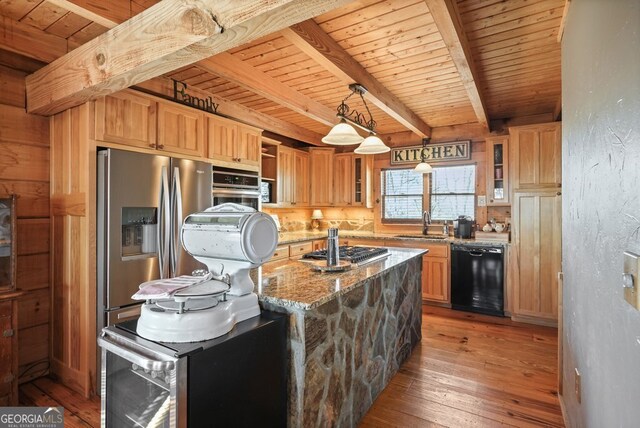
(454, 215, 474, 239)
(133, 203, 278, 343)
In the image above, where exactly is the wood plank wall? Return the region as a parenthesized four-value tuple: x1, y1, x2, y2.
(0, 64, 50, 383)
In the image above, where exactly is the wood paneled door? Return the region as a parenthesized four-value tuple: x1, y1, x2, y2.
(510, 122, 562, 190)
(94, 91, 157, 149)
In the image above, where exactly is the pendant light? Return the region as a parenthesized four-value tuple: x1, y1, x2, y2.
(414, 137, 433, 173)
(322, 84, 390, 154)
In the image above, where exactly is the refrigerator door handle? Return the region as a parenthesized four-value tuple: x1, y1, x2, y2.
(171, 166, 183, 276)
(158, 166, 170, 278)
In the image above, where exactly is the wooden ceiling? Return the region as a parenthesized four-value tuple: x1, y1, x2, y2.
(0, 0, 565, 143)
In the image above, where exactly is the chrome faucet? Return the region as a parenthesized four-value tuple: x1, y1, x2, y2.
(443, 222, 450, 236)
(422, 210, 431, 235)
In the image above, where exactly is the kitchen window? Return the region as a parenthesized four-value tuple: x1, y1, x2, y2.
(381, 164, 475, 222)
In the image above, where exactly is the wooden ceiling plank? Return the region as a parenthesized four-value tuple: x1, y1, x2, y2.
(45, 10, 91, 39)
(0, 15, 67, 63)
(135, 77, 325, 145)
(424, 0, 489, 130)
(283, 19, 432, 137)
(0, 0, 42, 21)
(196, 51, 336, 126)
(25, 0, 353, 116)
(67, 21, 108, 49)
(20, 1, 67, 30)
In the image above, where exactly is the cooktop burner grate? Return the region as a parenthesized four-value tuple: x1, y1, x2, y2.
(303, 245, 388, 265)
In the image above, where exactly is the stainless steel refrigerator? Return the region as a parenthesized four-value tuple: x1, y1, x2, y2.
(97, 148, 212, 332)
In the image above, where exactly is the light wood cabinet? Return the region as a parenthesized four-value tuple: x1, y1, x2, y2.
(277, 146, 309, 207)
(289, 241, 313, 259)
(509, 122, 561, 190)
(157, 102, 205, 157)
(384, 240, 450, 304)
(309, 148, 335, 206)
(485, 135, 509, 206)
(334, 153, 353, 206)
(352, 155, 373, 207)
(95, 90, 157, 149)
(0, 295, 18, 406)
(511, 190, 561, 324)
(207, 116, 261, 168)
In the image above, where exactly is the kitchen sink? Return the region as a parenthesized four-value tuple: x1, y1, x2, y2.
(394, 234, 448, 240)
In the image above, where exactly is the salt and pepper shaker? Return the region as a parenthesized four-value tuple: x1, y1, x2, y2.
(326, 228, 340, 266)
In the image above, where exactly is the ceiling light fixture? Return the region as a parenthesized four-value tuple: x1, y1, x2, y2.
(322, 84, 390, 154)
(414, 137, 433, 173)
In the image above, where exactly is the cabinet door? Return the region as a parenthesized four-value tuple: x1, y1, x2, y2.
(510, 122, 561, 190)
(236, 125, 261, 167)
(512, 190, 561, 321)
(207, 116, 236, 163)
(157, 103, 204, 157)
(423, 256, 449, 302)
(294, 151, 310, 206)
(309, 148, 335, 206)
(334, 153, 353, 206)
(486, 135, 510, 206)
(95, 91, 157, 149)
(277, 147, 295, 205)
(0, 299, 16, 405)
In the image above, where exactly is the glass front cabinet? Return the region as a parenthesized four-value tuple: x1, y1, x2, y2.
(485, 136, 510, 206)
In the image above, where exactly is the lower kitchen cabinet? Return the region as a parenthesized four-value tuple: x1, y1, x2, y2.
(0, 295, 19, 406)
(384, 240, 450, 304)
(511, 190, 561, 325)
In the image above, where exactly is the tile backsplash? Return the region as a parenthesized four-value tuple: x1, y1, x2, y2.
(262, 207, 374, 232)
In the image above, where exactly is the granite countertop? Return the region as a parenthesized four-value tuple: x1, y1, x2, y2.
(254, 247, 426, 310)
(277, 230, 509, 246)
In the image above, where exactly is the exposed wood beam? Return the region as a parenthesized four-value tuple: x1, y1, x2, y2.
(47, 0, 125, 29)
(25, 0, 352, 116)
(282, 20, 432, 138)
(134, 77, 325, 146)
(196, 52, 335, 126)
(424, 0, 489, 131)
(0, 16, 67, 63)
(557, 0, 571, 43)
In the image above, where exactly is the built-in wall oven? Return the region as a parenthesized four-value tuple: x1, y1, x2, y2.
(212, 166, 261, 210)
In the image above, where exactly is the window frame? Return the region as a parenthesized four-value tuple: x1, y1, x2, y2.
(380, 163, 476, 224)
(428, 164, 476, 221)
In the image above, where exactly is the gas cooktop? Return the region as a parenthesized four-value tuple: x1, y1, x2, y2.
(303, 245, 389, 266)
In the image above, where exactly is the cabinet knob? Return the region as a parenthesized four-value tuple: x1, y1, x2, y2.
(557, 191, 562, 196)
(148, 143, 156, 148)
(157, 144, 164, 149)
(3, 329, 13, 337)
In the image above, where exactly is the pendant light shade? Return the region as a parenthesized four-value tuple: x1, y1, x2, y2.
(354, 134, 390, 154)
(321, 121, 364, 145)
(414, 161, 433, 173)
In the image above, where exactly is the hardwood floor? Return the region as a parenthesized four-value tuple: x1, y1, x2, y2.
(19, 306, 563, 427)
(360, 306, 564, 427)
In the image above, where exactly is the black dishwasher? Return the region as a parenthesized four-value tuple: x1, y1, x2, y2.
(451, 244, 505, 316)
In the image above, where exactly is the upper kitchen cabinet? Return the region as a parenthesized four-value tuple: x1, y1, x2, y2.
(277, 146, 309, 207)
(334, 153, 353, 206)
(485, 135, 510, 206)
(509, 122, 562, 190)
(95, 90, 157, 149)
(207, 116, 261, 169)
(309, 148, 335, 206)
(157, 102, 205, 157)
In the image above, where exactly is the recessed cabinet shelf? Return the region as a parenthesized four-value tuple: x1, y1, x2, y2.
(485, 135, 509, 206)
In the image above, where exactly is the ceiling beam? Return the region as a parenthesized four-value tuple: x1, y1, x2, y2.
(0, 15, 67, 63)
(557, 0, 571, 43)
(281, 20, 432, 138)
(25, 0, 352, 116)
(134, 77, 325, 145)
(424, 0, 489, 131)
(196, 52, 336, 127)
(46, 0, 126, 29)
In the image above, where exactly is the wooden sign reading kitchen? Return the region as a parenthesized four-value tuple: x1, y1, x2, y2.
(391, 141, 471, 165)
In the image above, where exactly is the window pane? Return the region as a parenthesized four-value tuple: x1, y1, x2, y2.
(384, 170, 423, 195)
(383, 196, 423, 219)
(432, 165, 475, 193)
(431, 195, 475, 220)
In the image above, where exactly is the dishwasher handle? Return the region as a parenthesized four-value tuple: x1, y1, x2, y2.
(452, 244, 503, 254)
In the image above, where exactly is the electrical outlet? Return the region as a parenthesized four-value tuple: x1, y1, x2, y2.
(477, 195, 487, 207)
(574, 368, 581, 403)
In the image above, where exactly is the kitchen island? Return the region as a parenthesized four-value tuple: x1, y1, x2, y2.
(253, 247, 425, 427)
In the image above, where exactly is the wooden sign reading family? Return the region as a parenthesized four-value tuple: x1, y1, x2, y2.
(390, 141, 471, 165)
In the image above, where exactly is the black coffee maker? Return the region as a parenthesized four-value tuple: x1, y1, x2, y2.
(453, 215, 473, 239)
